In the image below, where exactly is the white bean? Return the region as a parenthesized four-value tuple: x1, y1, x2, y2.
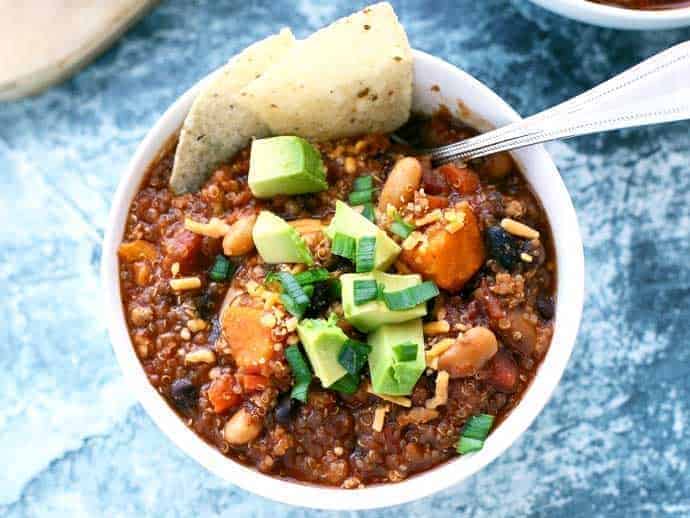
(223, 408, 262, 445)
(223, 213, 257, 256)
(437, 327, 498, 378)
(378, 157, 422, 211)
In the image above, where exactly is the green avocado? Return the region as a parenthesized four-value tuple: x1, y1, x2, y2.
(248, 136, 328, 198)
(252, 210, 313, 264)
(296, 318, 347, 387)
(368, 319, 425, 396)
(325, 201, 400, 271)
(340, 271, 427, 332)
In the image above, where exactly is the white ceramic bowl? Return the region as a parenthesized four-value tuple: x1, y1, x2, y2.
(102, 49, 584, 510)
(529, 0, 690, 30)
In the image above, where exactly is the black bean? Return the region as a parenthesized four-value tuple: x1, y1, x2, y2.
(195, 292, 216, 320)
(327, 255, 354, 273)
(170, 378, 198, 414)
(303, 281, 332, 319)
(536, 294, 555, 320)
(486, 226, 521, 270)
(275, 393, 297, 425)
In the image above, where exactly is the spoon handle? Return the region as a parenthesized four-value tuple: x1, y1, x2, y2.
(431, 40, 690, 164)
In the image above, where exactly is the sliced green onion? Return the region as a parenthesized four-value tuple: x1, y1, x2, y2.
(456, 414, 495, 454)
(390, 217, 415, 239)
(462, 414, 495, 440)
(276, 272, 310, 308)
(457, 437, 485, 454)
(355, 236, 376, 273)
(332, 233, 356, 261)
(294, 268, 330, 285)
(382, 281, 440, 310)
(302, 284, 315, 298)
(361, 202, 375, 222)
(285, 345, 312, 403)
(208, 255, 236, 282)
(280, 293, 306, 319)
(329, 373, 360, 394)
(353, 279, 378, 305)
(290, 383, 310, 403)
(392, 341, 418, 362)
(353, 175, 374, 191)
(348, 188, 374, 206)
(338, 339, 371, 376)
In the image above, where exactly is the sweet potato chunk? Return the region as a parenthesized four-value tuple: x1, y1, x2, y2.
(221, 304, 275, 372)
(401, 204, 484, 292)
(439, 164, 479, 195)
(118, 240, 157, 262)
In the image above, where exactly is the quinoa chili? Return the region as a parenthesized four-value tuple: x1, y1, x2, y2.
(118, 111, 556, 488)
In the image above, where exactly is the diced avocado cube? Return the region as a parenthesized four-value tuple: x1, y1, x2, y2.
(297, 318, 347, 387)
(340, 271, 427, 332)
(368, 319, 425, 396)
(325, 201, 400, 271)
(252, 210, 313, 264)
(248, 136, 328, 198)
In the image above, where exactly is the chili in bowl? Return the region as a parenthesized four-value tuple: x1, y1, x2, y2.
(102, 3, 584, 510)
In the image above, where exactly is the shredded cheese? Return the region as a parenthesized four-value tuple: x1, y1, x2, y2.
(184, 348, 216, 364)
(184, 217, 231, 238)
(425, 338, 455, 364)
(445, 220, 465, 234)
(520, 252, 533, 263)
(500, 218, 540, 240)
(423, 320, 450, 336)
(170, 276, 201, 291)
(415, 209, 442, 227)
(372, 405, 390, 432)
(367, 385, 412, 407)
(401, 231, 424, 250)
(425, 370, 450, 409)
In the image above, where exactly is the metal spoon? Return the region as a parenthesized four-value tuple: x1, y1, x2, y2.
(428, 40, 690, 166)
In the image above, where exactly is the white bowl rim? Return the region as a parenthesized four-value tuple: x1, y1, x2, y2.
(101, 48, 585, 510)
(528, 0, 690, 30)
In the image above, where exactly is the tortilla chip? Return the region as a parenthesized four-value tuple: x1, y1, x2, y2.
(239, 2, 412, 141)
(170, 28, 295, 194)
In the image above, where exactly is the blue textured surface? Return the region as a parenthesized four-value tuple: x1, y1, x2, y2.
(2, 1, 690, 516)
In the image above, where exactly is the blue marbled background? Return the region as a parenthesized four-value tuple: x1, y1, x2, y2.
(2, 1, 689, 516)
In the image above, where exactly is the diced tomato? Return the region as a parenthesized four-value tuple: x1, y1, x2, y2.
(421, 166, 449, 195)
(207, 374, 241, 414)
(426, 195, 449, 209)
(488, 349, 519, 393)
(439, 164, 480, 195)
(239, 374, 269, 392)
(476, 283, 536, 357)
(163, 229, 202, 273)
